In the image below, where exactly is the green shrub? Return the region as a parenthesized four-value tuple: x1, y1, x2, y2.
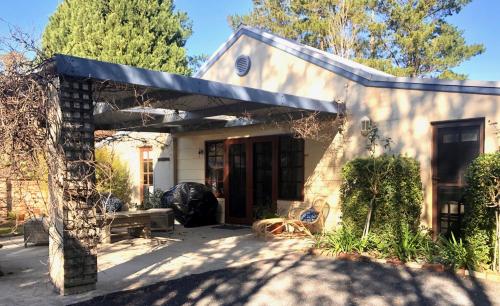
(317, 224, 361, 255)
(466, 231, 491, 271)
(462, 152, 500, 267)
(95, 147, 133, 205)
(340, 154, 423, 237)
(392, 223, 433, 262)
(363, 230, 393, 258)
(438, 233, 468, 271)
(421, 232, 439, 263)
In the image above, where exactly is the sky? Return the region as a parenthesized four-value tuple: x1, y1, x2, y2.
(0, 0, 499, 81)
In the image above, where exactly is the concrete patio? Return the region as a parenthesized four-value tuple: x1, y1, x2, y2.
(0, 225, 313, 306)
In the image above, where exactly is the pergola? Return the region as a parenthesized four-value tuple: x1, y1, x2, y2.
(47, 54, 341, 294)
(56, 54, 340, 132)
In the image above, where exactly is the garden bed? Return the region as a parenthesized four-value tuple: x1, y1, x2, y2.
(307, 247, 500, 282)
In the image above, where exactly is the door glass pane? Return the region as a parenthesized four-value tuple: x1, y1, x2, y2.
(442, 132, 459, 143)
(208, 156, 216, 168)
(278, 136, 304, 200)
(229, 143, 246, 219)
(461, 127, 479, 142)
(437, 125, 480, 184)
(205, 141, 224, 197)
(253, 142, 274, 219)
(438, 184, 465, 237)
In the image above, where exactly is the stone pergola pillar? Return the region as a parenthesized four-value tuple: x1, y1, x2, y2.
(47, 76, 98, 295)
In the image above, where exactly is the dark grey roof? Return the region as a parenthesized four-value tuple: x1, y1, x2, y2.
(54, 54, 340, 132)
(196, 25, 500, 96)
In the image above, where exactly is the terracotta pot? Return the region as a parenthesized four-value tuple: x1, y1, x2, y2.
(308, 247, 323, 256)
(358, 255, 372, 262)
(337, 252, 359, 261)
(455, 268, 466, 277)
(386, 258, 404, 266)
(422, 263, 445, 273)
(268, 223, 284, 235)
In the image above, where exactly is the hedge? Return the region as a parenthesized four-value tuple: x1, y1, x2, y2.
(462, 152, 500, 261)
(340, 154, 423, 237)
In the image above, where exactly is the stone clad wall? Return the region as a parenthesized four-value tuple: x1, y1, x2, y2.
(48, 76, 97, 295)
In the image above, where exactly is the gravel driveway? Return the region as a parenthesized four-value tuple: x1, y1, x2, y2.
(71, 254, 500, 306)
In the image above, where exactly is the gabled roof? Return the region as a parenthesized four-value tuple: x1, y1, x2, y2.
(196, 25, 500, 96)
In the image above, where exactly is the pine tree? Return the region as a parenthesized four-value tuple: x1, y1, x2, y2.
(366, 0, 484, 79)
(230, 0, 372, 59)
(230, 0, 485, 79)
(42, 0, 193, 75)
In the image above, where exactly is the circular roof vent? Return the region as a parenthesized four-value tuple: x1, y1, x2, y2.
(235, 55, 251, 77)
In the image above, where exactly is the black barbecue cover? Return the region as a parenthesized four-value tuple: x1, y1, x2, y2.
(160, 182, 218, 227)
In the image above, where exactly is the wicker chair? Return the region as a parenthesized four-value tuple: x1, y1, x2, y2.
(24, 217, 49, 247)
(289, 198, 329, 234)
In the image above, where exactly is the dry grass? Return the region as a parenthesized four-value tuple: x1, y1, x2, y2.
(252, 218, 313, 239)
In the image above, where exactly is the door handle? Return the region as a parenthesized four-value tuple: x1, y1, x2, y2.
(432, 176, 440, 182)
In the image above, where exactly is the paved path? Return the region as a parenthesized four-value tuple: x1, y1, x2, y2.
(72, 254, 500, 306)
(0, 225, 312, 306)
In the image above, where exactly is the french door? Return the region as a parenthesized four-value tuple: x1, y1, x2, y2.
(432, 118, 484, 237)
(225, 139, 251, 224)
(224, 137, 278, 225)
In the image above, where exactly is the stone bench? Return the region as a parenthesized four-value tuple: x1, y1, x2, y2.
(98, 211, 151, 244)
(24, 217, 49, 247)
(147, 208, 175, 232)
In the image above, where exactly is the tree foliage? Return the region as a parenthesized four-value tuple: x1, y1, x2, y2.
(230, 0, 372, 59)
(230, 0, 484, 79)
(42, 0, 193, 74)
(95, 147, 133, 205)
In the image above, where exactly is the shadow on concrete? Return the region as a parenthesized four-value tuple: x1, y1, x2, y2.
(71, 254, 494, 306)
(0, 225, 311, 305)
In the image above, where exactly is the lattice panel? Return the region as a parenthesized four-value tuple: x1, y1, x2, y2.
(59, 77, 95, 200)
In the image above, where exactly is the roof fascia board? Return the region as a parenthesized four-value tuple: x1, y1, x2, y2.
(196, 25, 500, 96)
(194, 27, 244, 78)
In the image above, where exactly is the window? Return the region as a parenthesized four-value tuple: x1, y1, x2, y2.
(278, 136, 304, 200)
(140, 146, 154, 200)
(205, 141, 224, 197)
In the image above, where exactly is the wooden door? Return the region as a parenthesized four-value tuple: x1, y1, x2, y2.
(224, 136, 278, 224)
(225, 139, 252, 224)
(432, 118, 484, 237)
